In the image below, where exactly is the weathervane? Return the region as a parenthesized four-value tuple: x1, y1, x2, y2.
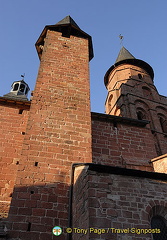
(21, 73, 25, 80)
(119, 34, 124, 46)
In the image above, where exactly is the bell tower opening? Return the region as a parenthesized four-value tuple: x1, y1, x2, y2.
(3, 78, 30, 101)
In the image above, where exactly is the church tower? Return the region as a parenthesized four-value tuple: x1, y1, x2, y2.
(8, 16, 93, 240)
(104, 46, 167, 156)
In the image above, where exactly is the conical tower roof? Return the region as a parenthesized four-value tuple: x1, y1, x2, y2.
(115, 46, 135, 63)
(104, 46, 154, 86)
(36, 15, 93, 60)
(55, 15, 81, 30)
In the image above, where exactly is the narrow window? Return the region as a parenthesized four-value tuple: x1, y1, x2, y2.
(35, 162, 38, 166)
(25, 87, 29, 95)
(20, 84, 25, 93)
(13, 83, 19, 91)
(108, 94, 113, 113)
(27, 222, 31, 231)
(137, 111, 144, 120)
(138, 73, 142, 79)
(19, 109, 23, 114)
(159, 117, 167, 133)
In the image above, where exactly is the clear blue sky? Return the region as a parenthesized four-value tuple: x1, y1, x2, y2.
(0, 0, 166, 113)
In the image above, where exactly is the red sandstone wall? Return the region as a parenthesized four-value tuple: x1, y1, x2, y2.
(73, 166, 89, 240)
(92, 116, 156, 171)
(151, 153, 167, 173)
(8, 29, 92, 240)
(0, 103, 29, 217)
(73, 168, 167, 240)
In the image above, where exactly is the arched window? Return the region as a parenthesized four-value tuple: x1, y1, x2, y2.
(13, 83, 19, 91)
(137, 111, 145, 120)
(159, 117, 167, 133)
(108, 94, 113, 108)
(136, 108, 147, 120)
(114, 107, 121, 116)
(138, 73, 143, 79)
(151, 215, 167, 240)
(20, 84, 25, 93)
(107, 94, 113, 114)
(142, 86, 153, 100)
(135, 100, 150, 122)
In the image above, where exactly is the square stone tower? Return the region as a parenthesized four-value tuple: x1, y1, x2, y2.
(8, 16, 93, 240)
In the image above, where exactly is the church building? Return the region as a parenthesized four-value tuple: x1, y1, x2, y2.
(0, 16, 167, 240)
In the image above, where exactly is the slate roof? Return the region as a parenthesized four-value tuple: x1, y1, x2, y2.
(36, 15, 94, 61)
(104, 46, 154, 86)
(115, 46, 135, 63)
(55, 15, 81, 30)
(3, 92, 29, 101)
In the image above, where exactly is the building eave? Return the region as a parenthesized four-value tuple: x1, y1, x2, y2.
(0, 96, 31, 107)
(91, 112, 149, 127)
(73, 163, 167, 181)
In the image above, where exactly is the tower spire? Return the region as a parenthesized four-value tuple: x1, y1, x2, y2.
(104, 47, 154, 86)
(35, 15, 93, 61)
(115, 46, 135, 63)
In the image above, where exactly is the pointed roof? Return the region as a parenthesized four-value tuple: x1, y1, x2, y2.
(115, 46, 135, 63)
(35, 15, 93, 60)
(104, 46, 154, 86)
(55, 15, 80, 30)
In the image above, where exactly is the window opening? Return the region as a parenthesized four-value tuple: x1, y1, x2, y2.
(20, 84, 25, 93)
(159, 117, 167, 133)
(19, 109, 23, 114)
(151, 215, 167, 240)
(142, 86, 153, 100)
(137, 111, 145, 120)
(138, 73, 142, 79)
(25, 87, 28, 95)
(27, 222, 31, 232)
(13, 83, 19, 91)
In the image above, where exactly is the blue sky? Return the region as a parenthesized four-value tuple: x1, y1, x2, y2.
(0, 0, 166, 113)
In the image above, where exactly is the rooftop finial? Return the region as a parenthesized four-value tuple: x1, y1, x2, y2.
(21, 73, 25, 80)
(119, 34, 124, 46)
